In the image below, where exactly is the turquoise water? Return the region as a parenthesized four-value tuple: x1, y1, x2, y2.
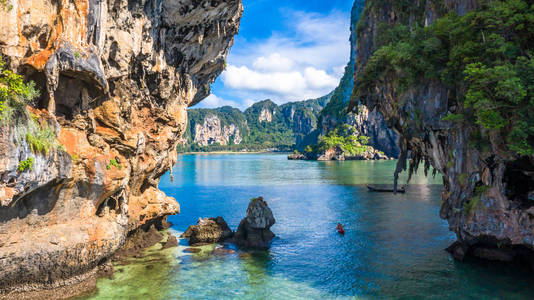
(86, 154, 534, 299)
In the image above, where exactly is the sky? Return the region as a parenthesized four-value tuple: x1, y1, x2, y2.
(194, 0, 355, 110)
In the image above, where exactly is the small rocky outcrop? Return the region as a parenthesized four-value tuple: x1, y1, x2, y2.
(290, 145, 390, 161)
(234, 197, 276, 249)
(181, 217, 233, 246)
(287, 153, 307, 160)
(161, 232, 178, 250)
(112, 218, 170, 261)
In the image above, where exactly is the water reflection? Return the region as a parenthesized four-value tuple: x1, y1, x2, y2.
(239, 251, 272, 287)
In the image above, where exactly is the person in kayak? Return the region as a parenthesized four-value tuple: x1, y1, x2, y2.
(336, 223, 345, 234)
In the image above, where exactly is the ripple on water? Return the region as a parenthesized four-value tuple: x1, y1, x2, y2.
(83, 155, 534, 300)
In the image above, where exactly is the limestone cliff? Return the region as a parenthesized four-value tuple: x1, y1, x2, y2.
(352, 0, 534, 263)
(193, 115, 243, 146)
(305, 0, 400, 158)
(0, 0, 242, 295)
(182, 97, 329, 151)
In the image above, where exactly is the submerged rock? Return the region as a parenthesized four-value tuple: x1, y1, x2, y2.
(112, 222, 165, 262)
(445, 241, 468, 261)
(184, 248, 202, 254)
(161, 232, 178, 250)
(212, 247, 236, 256)
(234, 197, 276, 249)
(181, 217, 233, 246)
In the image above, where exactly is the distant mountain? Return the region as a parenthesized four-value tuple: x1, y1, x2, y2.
(179, 95, 331, 152)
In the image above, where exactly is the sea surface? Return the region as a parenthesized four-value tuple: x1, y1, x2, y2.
(84, 154, 534, 299)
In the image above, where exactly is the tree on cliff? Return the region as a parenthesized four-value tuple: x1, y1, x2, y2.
(356, 0, 534, 157)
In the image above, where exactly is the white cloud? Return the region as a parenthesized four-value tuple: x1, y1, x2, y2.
(215, 9, 351, 105)
(253, 53, 295, 72)
(223, 65, 306, 95)
(303, 67, 339, 89)
(194, 94, 244, 110)
(222, 65, 338, 99)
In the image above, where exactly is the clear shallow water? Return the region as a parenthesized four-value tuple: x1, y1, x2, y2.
(85, 154, 534, 299)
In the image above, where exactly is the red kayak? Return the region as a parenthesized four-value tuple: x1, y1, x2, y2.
(336, 223, 345, 235)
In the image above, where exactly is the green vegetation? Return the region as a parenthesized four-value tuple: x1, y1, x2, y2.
(17, 157, 33, 172)
(180, 98, 329, 153)
(25, 123, 57, 154)
(304, 124, 371, 157)
(458, 173, 468, 186)
(243, 100, 294, 149)
(356, 0, 534, 156)
(0, 57, 40, 122)
(106, 159, 122, 170)
(463, 185, 490, 216)
(0, 0, 13, 11)
(0, 56, 59, 155)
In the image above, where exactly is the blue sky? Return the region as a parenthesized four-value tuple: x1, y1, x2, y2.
(194, 0, 355, 110)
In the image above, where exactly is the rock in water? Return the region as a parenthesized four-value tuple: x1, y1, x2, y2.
(235, 197, 276, 249)
(161, 232, 178, 250)
(183, 217, 233, 246)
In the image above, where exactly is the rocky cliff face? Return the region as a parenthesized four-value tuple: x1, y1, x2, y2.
(193, 114, 243, 146)
(316, 0, 399, 158)
(183, 97, 329, 151)
(0, 0, 242, 295)
(352, 0, 534, 263)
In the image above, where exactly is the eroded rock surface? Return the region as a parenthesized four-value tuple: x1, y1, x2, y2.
(316, 0, 399, 158)
(193, 114, 243, 146)
(181, 217, 233, 246)
(234, 197, 275, 249)
(352, 0, 534, 263)
(0, 0, 242, 296)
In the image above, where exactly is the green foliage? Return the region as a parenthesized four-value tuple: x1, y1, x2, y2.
(315, 124, 371, 156)
(18, 157, 33, 172)
(180, 97, 329, 153)
(463, 185, 490, 216)
(106, 159, 122, 170)
(74, 51, 81, 59)
(356, 0, 534, 156)
(442, 113, 464, 123)
(0, 56, 60, 155)
(0, 57, 40, 122)
(0, 0, 13, 11)
(25, 121, 57, 154)
(458, 173, 468, 185)
(243, 100, 294, 149)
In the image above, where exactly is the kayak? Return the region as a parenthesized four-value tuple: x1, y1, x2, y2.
(336, 224, 345, 235)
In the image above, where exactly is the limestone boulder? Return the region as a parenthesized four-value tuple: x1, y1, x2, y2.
(234, 197, 276, 249)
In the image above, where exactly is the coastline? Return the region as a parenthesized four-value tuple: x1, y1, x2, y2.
(178, 150, 288, 155)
